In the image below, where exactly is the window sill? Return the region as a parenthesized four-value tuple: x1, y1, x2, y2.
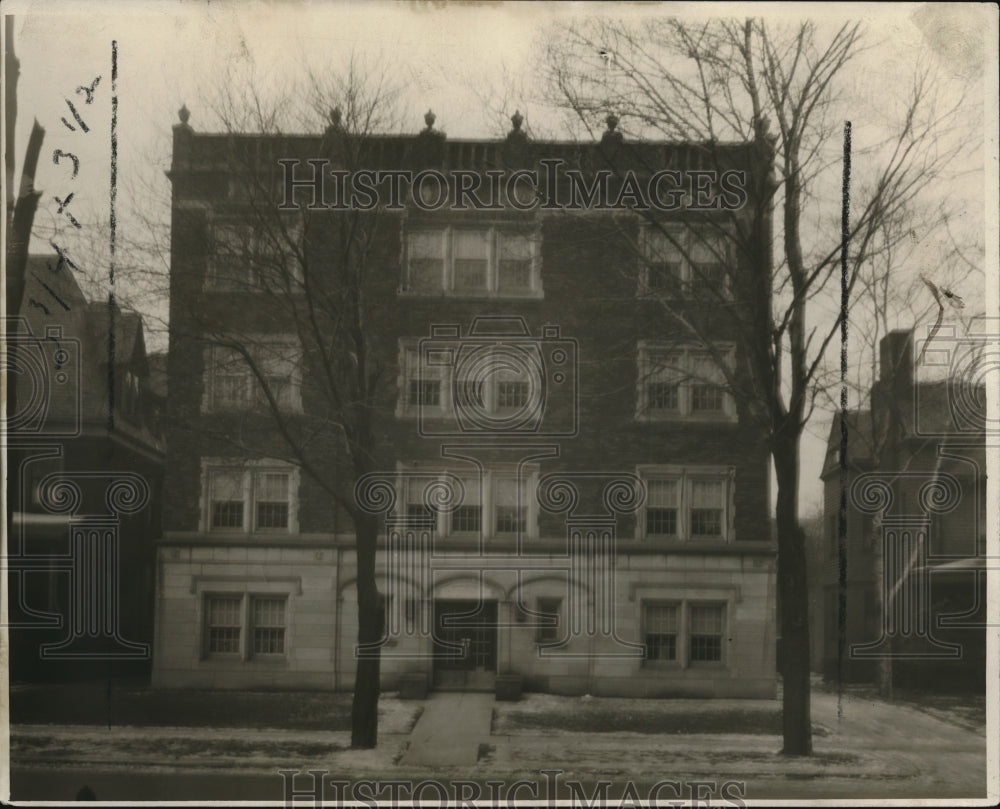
(641, 660, 682, 670)
(636, 412, 737, 424)
(200, 655, 289, 667)
(398, 289, 544, 301)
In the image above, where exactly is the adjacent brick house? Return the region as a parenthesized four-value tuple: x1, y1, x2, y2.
(8, 256, 165, 681)
(153, 108, 778, 698)
(819, 329, 987, 691)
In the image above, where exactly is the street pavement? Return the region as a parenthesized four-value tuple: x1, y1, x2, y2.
(7, 689, 992, 803)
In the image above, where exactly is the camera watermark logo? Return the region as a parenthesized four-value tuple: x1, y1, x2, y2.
(848, 472, 966, 660)
(2, 318, 82, 438)
(417, 316, 578, 437)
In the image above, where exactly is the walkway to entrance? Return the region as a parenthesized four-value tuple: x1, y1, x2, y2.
(398, 692, 494, 767)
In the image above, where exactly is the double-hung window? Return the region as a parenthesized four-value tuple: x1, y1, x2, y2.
(204, 461, 298, 534)
(203, 593, 288, 659)
(208, 219, 304, 292)
(638, 466, 733, 541)
(638, 226, 731, 299)
(642, 601, 727, 665)
(637, 343, 736, 422)
(397, 342, 537, 422)
(643, 602, 679, 661)
(203, 339, 302, 414)
(494, 476, 527, 534)
(403, 226, 541, 296)
(689, 604, 725, 662)
(396, 466, 537, 539)
(450, 474, 483, 534)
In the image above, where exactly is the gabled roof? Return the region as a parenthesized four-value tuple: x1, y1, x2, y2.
(821, 380, 987, 481)
(17, 255, 162, 453)
(821, 410, 875, 480)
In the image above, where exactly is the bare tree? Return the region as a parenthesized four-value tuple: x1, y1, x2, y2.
(5, 16, 46, 419)
(543, 17, 974, 754)
(821, 203, 983, 699)
(163, 60, 407, 748)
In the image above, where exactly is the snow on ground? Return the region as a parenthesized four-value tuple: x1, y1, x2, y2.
(10, 690, 987, 798)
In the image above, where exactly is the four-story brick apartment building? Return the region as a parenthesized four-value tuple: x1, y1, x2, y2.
(152, 106, 778, 698)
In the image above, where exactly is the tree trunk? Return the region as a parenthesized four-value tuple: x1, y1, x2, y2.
(350, 511, 382, 749)
(774, 433, 813, 756)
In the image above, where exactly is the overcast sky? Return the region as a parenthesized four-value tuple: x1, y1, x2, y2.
(6, 1, 997, 516)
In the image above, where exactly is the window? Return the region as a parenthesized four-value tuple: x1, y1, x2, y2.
(690, 480, 724, 537)
(535, 597, 562, 643)
(208, 220, 304, 292)
(398, 344, 449, 418)
(252, 597, 287, 655)
(639, 226, 731, 299)
(689, 604, 725, 662)
(494, 477, 527, 534)
(396, 466, 538, 539)
(646, 479, 679, 537)
(643, 603, 678, 661)
(203, 340, 302, 413)
(397, 342, 538, 421)
(637, 343, 736, 421)
(637, 466, 733, 541)
(203, 461, 298, 534)
(206, 595, 242, 654)
(404, 226, 541, 296)
(641, 601, 727, 666)
(255, 472, 289, 530)
(450, 475, 482, 534)
(203, 593, 288, 659)
(498, 232, 534, 293)
(209, 470, 245, 529)
(408, 230, 445, 292)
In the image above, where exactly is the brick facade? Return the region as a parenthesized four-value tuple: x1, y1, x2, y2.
(153, 111, 778, 697)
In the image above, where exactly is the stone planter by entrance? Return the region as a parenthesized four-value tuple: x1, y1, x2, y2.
(494, 673, 523, 701)
(399, 672, 429, 700)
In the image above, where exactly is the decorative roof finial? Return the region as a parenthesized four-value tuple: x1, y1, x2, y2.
(601, 112, 623, 147)
(511, 110, 524, 131)
(424, 109, 436, 130)
(178, 104, 190, 125)
(329, 106, 343, 128)
(605, 113, 618, 132)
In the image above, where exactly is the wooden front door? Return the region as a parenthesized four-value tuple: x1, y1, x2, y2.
(432, 599, 498, 691)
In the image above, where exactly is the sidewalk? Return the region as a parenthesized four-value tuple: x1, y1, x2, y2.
(8, 690, 989, 800)
(399, 692, 493, 767)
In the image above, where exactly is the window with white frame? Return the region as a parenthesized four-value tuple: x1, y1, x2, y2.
(203, 593, 288, 658)
(397, 467, 537, 539)
(641, 600, 727, 665)
(637, 466, 733, 541)
(203, 340, 302, 414)
(403, 226, 541, 296)
(208, 220, 304, 292)
(204, 462, 298, 534)
(639, 226, 731, 299)
(636, 343, 736, 421)
(397, 341, 539, 421)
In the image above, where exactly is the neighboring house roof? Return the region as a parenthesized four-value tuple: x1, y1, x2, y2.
(16, 255, 163, 454)
(820, 409, 875, 480)
(821, 379, 986, 481)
